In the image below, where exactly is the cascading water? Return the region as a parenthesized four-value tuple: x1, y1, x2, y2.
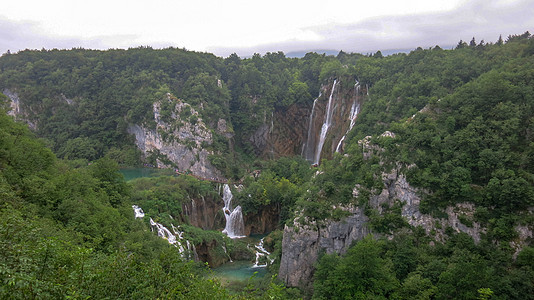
(222, 184, 245, 238)
(150, 218, 178, 245)
(132, 205, 145, 218)
(336, 82, 361, 152)
(302, 96, 319, 160)
(132, 205, 196, 258)
(314, 79, 337, 165)
(252, 238, 274, 268)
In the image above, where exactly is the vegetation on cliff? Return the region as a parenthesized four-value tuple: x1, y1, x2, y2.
(1, 31, 534, 298)
(298, 32, 534, 298)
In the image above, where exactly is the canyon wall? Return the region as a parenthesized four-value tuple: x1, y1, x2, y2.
(128, 94, 224, 180)
(249, 79, 367, 162)
(279, 132, 533, 288)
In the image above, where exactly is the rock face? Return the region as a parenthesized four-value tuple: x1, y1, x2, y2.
(302, 80, 366, 163)
(249, 104, 311, 158)
(181, 194, 225, 230)
(243, 204, 280, 235)
(195, 239, 230, 268)
(279, 132, 491, 288)
(249, 79, 367, 160)
(128, 94, 224, 180)
(369, 168, 484, 243)
(3, 89, 37, 130)
(279, 207, 369, 288)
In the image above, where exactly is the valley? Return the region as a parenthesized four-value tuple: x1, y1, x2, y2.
(1, 32, 534, 299)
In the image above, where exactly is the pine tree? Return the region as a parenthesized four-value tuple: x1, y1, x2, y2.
(497, 34, 504, 45)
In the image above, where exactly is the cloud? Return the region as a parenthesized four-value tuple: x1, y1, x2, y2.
(0, 16, 140, 54)
(1, 0, 532, 58)
(210, 0, 534, 57)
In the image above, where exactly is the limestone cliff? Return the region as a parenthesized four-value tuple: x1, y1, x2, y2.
(249, 79, 366, 161)
(3, 89, 37, 130)
(181, 194, 225, 230)
(128, 94, 224, 180)
(302, 79, 366, 163)
(279, 206, 370, 288)
(249, 104, 311, 158)
(279, 131, 532, 288)
(243, 204, 280, 235)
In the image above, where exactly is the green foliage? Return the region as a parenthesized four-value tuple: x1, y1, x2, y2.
(235, 157, 312, 226)
(313, 236, 399, 299)
(314, 233, 534, 299)
(0, 112, 232, 298)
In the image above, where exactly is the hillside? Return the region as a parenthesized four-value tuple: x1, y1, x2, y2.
(1, 32, 534, 299)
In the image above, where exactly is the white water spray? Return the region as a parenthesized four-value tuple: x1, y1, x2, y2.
(336, 82, 361, 153)
(222, 184, 246, 238)
(314, 80, 337, 165)
(132, 205, 195, 258)
(132, 205, 145, 218)
(252, 238, 274, 268)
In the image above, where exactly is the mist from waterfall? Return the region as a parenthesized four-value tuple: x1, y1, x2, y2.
(222, 184, 245, 238)
(314, 79, 337, 165)
(132, 205, 196, 258)
(336, 82, 361, 152)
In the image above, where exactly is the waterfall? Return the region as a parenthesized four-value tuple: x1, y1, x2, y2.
(336, 82, 361, 153)
(132, 205, 196, 258)
(150, 218, 177, 245)
(335, 136, 346, 153)
(302, 97, 319, 161)
(132, 205, 145, 218)
(314, 80, 337, 165)
(222, 184, 245, 238)
(252, 238, 274, 268)
(222, 243, 233, 262)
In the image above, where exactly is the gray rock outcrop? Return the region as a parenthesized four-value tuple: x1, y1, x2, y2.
(279, 132, 490, 288)
(128, 94, 224, 180)
(279, 206, 369, 288)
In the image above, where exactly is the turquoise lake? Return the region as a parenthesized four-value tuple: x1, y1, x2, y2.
(212, 261, 268, 283)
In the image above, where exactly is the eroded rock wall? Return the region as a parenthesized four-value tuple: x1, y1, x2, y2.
(243, 204, 280, 235)
(128, 94, 224, 180)
(279, 132, 496, 288)
(279, 207, 369, 288)
(181, 194, 224, 230)
(249, 79, 366, 160)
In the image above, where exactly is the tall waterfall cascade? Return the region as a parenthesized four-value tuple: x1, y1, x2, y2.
(132, 205, 196, 258)
(302, 79, 364, 163)
(314, 79, 337, 165)
(222, 184, 246, 238)
(336, 81, 361, 152)
(302, 95, 320, 158)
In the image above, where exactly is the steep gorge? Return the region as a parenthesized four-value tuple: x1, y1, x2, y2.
(249, 78, 367, 163)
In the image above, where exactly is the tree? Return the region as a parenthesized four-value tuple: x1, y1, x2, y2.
(313, 236, 399, 299)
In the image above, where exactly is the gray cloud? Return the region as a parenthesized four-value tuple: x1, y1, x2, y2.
(0, 17, 139, 54)
(210, 0, 534, 57)
(1, 0, 532, 58)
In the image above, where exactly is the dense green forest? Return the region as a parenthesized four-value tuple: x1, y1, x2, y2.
(0, 109, 293, 298)
(1, 31, 534, 299)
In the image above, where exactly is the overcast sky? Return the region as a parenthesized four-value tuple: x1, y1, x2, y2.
(1, 0, 532, 57)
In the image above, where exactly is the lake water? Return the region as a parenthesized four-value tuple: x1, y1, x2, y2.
(211, 234, 270, 284)
(212, 260, 268, 283)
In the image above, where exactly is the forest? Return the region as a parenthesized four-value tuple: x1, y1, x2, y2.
(0, 31, 533, 299)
